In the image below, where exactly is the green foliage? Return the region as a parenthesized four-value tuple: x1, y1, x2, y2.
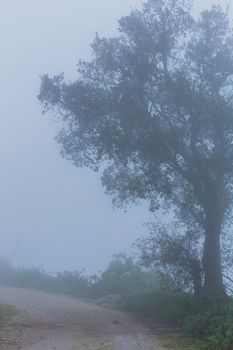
(120, 289, 193, 324)
(54, 271, 90, 296)
(183, 299, 233, 350)
(0, 255, 159, 300)
(11, 267, 54, 291)
(0, 263, 90, 297)
(119, 287, 233, 350)
(137, 223, 203, 296)
(90, 254, 159, 298)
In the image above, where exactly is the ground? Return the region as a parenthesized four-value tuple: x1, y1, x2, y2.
(0, 286, 165, 350)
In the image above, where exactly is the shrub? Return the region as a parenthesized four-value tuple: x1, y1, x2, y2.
(183, 300, 233, 350)
(89, 254, 160, 298)
(120, 290, 233, 350)
(120, 290, 193, 324)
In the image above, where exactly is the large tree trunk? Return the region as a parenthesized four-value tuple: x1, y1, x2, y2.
(202, 214, 224, 294)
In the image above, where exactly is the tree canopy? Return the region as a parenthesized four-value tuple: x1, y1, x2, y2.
(39, 0, 233, 295)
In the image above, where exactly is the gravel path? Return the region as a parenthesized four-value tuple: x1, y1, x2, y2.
(0, 286, 165, 350)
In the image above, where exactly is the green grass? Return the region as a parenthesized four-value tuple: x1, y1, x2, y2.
(161, 335, 205, 350)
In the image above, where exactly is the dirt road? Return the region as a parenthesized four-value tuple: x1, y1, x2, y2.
(0, 286, 164, 350)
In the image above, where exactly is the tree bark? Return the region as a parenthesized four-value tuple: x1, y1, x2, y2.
(202, 214, 224, 294)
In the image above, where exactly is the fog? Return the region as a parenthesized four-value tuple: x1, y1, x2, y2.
(0, 0, 219, 274)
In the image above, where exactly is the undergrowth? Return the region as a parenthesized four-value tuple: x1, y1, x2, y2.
(120, 291, 233, 350)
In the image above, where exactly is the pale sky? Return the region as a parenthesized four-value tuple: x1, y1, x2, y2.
(0, 0, 222, 273)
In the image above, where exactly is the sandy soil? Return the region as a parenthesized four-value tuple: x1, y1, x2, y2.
(0, 286, 165, 350)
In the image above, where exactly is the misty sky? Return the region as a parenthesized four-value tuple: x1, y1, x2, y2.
(0, 0, 220, 273)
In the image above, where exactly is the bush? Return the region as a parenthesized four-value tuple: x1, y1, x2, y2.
(183, 299, 233, 350)
(54, 271, 90, 297)
(0, 263, 91, 298)
(0, 254, 160, 301)
(120, 290, 193, 324)
(89, 254, 160, 298)
(120, 290, 233, 350)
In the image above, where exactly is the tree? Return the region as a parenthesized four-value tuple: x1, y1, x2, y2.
(39, 0, 233, 295)
(137, 224, 203, 297)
